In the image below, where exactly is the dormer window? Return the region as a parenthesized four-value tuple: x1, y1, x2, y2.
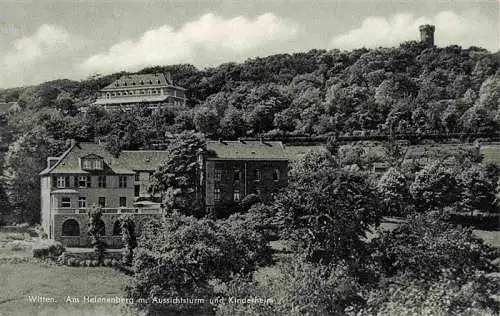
(81, 156, 104, 170)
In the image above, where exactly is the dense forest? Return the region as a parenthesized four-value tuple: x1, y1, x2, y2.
(0, 40, 499, 224)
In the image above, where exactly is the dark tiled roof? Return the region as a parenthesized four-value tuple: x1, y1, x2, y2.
(39, 142, 170, 175)
(102, 73, 171, 90)
(206, 140, 287, 160)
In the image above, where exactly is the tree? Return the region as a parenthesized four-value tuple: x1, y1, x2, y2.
(458, 165, 497, 214)
(193, 107, 220, 137)
(88, 206, 106, 264)
(216, 257, 365, 316)
(126, 213, 271, 315)
(277, 158, 381, 265)
(0, 131, 66, 224)
(377, 167, 412, 216)
(409, 161, 460, 212)
(149, 132, 205, 217)
(120, 215, 137, 266)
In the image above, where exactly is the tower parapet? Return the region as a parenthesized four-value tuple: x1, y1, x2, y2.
(419, 24, 435, 47)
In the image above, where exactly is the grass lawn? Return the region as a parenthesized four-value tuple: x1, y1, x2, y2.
(0, 262, 135, 316)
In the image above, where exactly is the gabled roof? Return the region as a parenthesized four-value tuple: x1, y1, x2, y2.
(206, 140, 287, 160)
(40, 142, 170, 175)
(101, 73, 184, 91)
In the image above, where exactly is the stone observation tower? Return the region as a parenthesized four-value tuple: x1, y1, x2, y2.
(419, 24, 435, 47)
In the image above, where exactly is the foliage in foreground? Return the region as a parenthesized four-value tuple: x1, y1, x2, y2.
(125, 212, 271, 315)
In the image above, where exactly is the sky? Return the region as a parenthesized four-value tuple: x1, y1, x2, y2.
(0, 0, 498, 88)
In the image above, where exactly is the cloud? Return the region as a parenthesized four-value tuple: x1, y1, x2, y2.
(331, 11, 499, 51)
(0, 24, 84, 87)
(80, 13, 298, 74)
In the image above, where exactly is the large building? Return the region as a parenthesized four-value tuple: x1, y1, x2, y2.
(92, 73, 187, 111)
(200, 140, 289, 214)
(40, 140, 292, 247)
(39, 142, 170, 247)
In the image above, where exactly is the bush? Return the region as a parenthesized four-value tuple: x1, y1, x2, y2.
(91, 260, 99, 267)
(126, 213, 272, 315)
(32, 241, 65, 259)
(85, 260, 92, 267)
(67, 258, 76, 266)
(103, 259, 112, 267)
(111, 259, 119, 267)
(216, 257, 365, 316)
(79, 260, 85, 267)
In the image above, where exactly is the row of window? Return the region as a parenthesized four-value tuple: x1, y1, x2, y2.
(81, 159, 103, 170)
(106, 88, 164, 98)
(213, 186, 263, 202)
(114, 79, 161, 87)
(60, 196, 127, 208)
(214, 168, 280, 182)
(61, 218, 136, 237)
(53, 175, 129, 189)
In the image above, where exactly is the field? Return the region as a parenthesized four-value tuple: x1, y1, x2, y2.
(0, 262, 134, 316)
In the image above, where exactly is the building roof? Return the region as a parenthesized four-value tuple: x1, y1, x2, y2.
(206, 140, 287, 160)
(40, 142, 170, 175)
(101, 73, 186, 91)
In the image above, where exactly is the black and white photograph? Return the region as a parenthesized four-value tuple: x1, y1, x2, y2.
(0, 0, 499, 315)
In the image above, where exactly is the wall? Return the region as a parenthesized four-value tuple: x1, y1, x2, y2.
(205, 159, 288, 209)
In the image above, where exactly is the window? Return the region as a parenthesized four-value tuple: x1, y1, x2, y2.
(94, 160, 103, 170)
(112, 221, 122, 236)
(135, 173, 140, 181)
(233, 170, 240, 182)
(61, 197, 71, 208)
(62, 219, 79, 236)
(214, 187, 221, 201)
(214, 169, 222, 181)
(134, 185, 140, 197)
(233, 187, 240, 201)
(119, 176, 128, 188)
(78, 176, 89, 188)
(98, 176, 106, 188)
(78, 197, 86, 208)
(255, 169, 261, 182)
(119, 197, 127, 207)
(98, 197, 106, 208)
(56, 176, 66, 188)
(272, 169, 280, 182)
(82, 159, 92, 169)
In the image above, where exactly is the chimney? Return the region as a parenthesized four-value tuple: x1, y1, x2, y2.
(419, 24, 435, 47)
(47, 157, 59, 168)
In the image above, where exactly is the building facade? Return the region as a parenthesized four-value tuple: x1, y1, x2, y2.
(39, 142, 169, 247)
(92, 73, 187, 111)
(201, 140, 289, 214)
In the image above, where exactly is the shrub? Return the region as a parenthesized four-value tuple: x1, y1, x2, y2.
(32, 241, 65, 259)
(111, 259, 119, 267)
(103, 259, 112, 267)
(67, 258, 76, 266)
(216, 257, 365, 316)
(126, 213, 272, 315)
(91, 260, 99, 267)
(85, 260, 92, 267)
(79, 260, 85, 267)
